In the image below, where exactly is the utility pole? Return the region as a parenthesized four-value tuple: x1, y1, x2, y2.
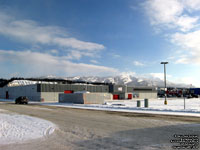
(161, 62, 168, 105)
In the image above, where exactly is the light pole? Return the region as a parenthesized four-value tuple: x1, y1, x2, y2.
(161, 62, 168, 105)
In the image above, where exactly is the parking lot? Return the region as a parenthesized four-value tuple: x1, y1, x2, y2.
(0, 102, 200, 150)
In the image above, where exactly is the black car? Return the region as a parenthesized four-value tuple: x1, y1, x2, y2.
(191, 94, 198, 98)
(15, 96, 29, 104)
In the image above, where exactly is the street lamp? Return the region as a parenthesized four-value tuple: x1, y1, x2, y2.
(161, 62, 168, 105)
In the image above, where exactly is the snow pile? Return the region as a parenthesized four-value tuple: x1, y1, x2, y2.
(0, 112, 56, 145)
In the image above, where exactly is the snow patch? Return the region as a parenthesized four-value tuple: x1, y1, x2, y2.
(0, 109, 7, 112)
(0, 113, 57, 145)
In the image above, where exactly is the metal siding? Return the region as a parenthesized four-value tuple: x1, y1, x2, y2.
(34, 83, 123, 93)
(37, 84, 41, 92)
(45, 84, 49, 92)
(109, 85, 114, 93)
(103, 85, 109, 92)
(88, 86, 92, 92)
(54, 84, 59, 92)
(79, 85, 85, 91)
(74, 85, 79, 91)
(96, 86, 102, 92)
(113, 85, 125, 93)
(49, 84, 54, 92)
(127, 87, 134, 93)
(70, 85, 76, 91)
(40, 84, 43, 92)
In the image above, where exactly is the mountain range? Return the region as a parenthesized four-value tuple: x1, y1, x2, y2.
(3, 73, 193, 88)
(62, 74, 192, 88)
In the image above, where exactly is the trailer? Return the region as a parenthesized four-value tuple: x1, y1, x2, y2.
(190, 88, 200, 96)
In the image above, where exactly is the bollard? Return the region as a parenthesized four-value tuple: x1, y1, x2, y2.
(137, 100, 141, 107)
(144, 99, 149, 108)
(184, 97, 186, 110)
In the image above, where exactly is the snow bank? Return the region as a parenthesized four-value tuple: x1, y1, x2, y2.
(0, 113, 57, 145)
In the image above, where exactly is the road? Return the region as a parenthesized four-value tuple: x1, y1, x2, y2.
(0, 102, 200, 150)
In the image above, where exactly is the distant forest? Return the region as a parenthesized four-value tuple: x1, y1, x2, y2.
(0, 77, 112, 87)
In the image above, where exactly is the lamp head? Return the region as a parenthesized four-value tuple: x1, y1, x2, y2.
(161, 62, 168, 64)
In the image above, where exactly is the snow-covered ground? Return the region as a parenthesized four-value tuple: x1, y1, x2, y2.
(1, 98, 200, 117)
(38, 98, 200, 117)
(0, 109, 57, 145)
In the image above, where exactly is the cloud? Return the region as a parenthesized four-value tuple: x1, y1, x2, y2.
(90, 60, 99, 64)
(149, 73, 172, 80)
(0, 50, 118, 77)
(142, 0, 200, 65)
(149, 73, 200, 86)
(172, 76, 197, 86)
(0, 11, 105, 60)
(133, 61, 145, 66)
(50, 49, 59, 54)
(108, 52, 121, 58)
(53, 37, 104, 51)
(143, 0, 199, 32)
(171, 30, 200, 64)
(66, 50, 82, 60)
(0, 12, 105, 50)
(182, 0, 200, 11)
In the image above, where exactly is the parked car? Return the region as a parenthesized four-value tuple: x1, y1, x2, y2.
(15, 96, 29, 104)
(191, 94, 198, 98)
(158, 93, 165, 98)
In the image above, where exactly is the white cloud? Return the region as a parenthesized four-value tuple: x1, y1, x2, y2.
(176, 15, 199, 32)
(50, 49, 59, 54)
(149, 73, 172, 80)
(182, 0, 200, 11)
(133, 61, 145, 66)
(66, 50, 82, 60)
(0, 11, 105, 60)
(90, 60, 99, 64)
(172, 76, 197, 86)
(144, 0, 183, 24)
(172, 30, 200, 49)
(143, 0, 200, 65)
(120, 72, 136, 77)
(143, 0, 199, 32)
(53, 37, 104, 51)
(108, 52, 121, 58)
(171, 30, 200, 64)
(0, 50, 118, 77)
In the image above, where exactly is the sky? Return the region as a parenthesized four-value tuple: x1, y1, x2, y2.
(0, 0, 200, 86)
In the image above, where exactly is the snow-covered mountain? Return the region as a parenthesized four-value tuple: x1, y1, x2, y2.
(6, 73, 192, 88)
(64, 74, 191, 88)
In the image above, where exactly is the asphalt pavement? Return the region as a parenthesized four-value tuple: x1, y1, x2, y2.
(0, 102, 200, 150)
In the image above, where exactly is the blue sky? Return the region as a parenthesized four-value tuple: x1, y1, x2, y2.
(0, 0, 200, 86)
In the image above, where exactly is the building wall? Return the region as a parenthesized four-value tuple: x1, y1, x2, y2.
(59, 93, 112, 104)
(0, 83, 158, 102)
(134, 90, 157, 99)
(84, 93, 112, 104)
(40, 92, 63, 102)
(0, 88, 3, 98)
(59, 93, 84, 104)
(38, 84, 109, 93)
(0, 85, 41, 101)
(113, 92, 133, 99)
(127, 87, 157, 99)
(109, 85, 126, 93)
